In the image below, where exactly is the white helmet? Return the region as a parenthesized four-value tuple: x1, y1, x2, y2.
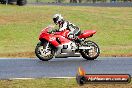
(53, 14, 63, 25)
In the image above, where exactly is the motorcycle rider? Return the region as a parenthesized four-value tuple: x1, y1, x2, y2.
(52, 14, 81, 43)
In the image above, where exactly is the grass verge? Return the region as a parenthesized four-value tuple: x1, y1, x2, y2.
(0, 5, 132, 57)
(0, 78, 132, 88)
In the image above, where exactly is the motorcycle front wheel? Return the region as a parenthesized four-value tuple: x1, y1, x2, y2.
(35, 41, 55, 61)
(80, 40, 100, 60)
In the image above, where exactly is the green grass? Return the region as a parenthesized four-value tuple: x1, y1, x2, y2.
(0, 78, 132, 88)
(0, 5, 132, 57)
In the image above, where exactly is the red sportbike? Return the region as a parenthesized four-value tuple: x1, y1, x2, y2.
(35, 25, 100, 61)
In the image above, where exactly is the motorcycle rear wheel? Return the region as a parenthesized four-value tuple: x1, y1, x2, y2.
(80, 40, 100, 60)
(35, 41, 55, 61)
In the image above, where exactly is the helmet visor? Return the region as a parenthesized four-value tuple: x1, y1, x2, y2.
(53, 18, 57, 24)
(53, 16, 59, 24)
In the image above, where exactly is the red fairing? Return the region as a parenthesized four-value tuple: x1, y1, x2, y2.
(39, 28, 70, 47)
(54, 30, 69, 38)
(78, 30, 96, 39)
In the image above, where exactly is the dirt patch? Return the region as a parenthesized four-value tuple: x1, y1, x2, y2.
(0, 52, 132, 58)
(0, 52, 35, 58)
(100, 53, 132, 57)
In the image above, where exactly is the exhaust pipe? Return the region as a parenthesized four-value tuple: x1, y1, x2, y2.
(79, 46, 92, 50)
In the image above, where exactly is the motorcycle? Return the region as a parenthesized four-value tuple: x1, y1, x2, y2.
(35, 25, 100, 61)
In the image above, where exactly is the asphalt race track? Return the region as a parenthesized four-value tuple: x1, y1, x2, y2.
(0, 57, 132, 79)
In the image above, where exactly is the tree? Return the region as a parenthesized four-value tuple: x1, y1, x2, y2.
(70, 0, 82, 3)
(92, 0, 96, 3)
(78, 0, 82, 3)
(56, 0, 63, 3)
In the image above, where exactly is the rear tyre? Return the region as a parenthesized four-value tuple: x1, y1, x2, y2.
(80, 40, 100, 60)
(35, 41, 55, 61)
(17, 0, 27, 6)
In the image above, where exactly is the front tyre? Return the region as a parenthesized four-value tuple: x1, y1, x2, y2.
(35, 41, 55, 61)
(80, 40, 100, 60)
